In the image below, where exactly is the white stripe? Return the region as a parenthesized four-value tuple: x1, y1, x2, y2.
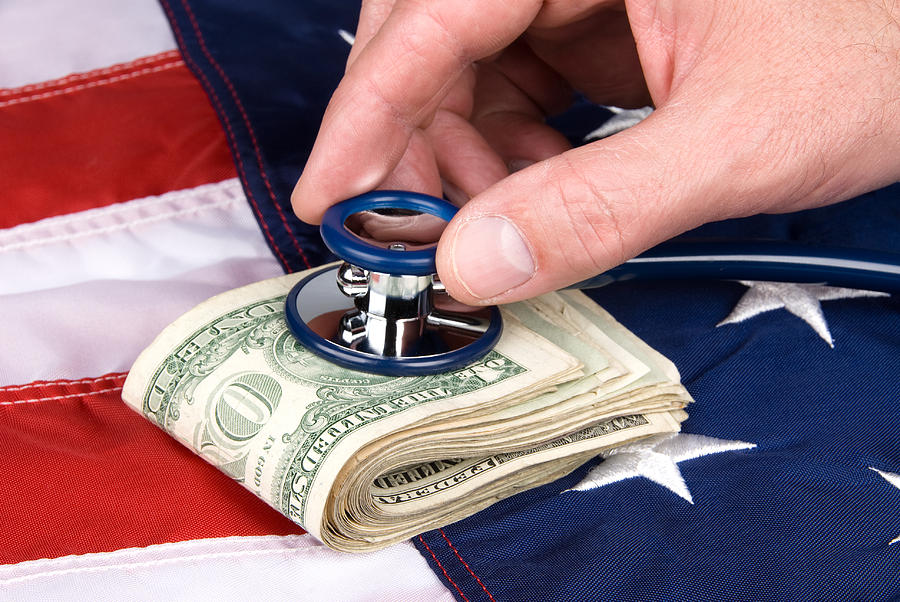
(0, 179, 273, 296)
(628, 253, 900, 275)
(0, 0, 176, 89)
(0, 179, 285, 384)
(0, 535, 454, 601)
(0, 259, 283, 384)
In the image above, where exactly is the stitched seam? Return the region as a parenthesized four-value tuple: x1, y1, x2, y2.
(179, 0, 309, 269)
(0, 61, 183, 108)
(179, 0, 311, 269)
(0, 196, 236, 253)
(160, 0, 289, 270)
(159, 0, 290, 271)
(417, 535, 471, 602)
(0, 373, 127, 393)
(0, 51, 182, 96)
(0, 180, 241, 242)
(0, 546, 309, 585)
(439, 530, 497, 602)
(0, 386, 123, 407)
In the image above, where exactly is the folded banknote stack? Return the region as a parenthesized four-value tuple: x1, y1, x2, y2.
(123, 267, 693, 552)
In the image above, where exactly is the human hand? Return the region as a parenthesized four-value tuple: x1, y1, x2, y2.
(292, 0, 900, 305)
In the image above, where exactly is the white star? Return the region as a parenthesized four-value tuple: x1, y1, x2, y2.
(566, 433, 755, 503)
(717, 281, 889, 347)
(870, 467, 900, 545)
(338, 29, 355, 46)
(583, 106, 653, 141)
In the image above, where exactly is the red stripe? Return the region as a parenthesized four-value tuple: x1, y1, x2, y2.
(0, 376, 302, 564)
(0, 51, 183, 100)
(0, 59, 184, 108)
(0, 374, 128, 396)
(0, 53, 235, 229)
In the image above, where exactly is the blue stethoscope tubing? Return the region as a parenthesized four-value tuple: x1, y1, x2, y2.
(288, 191, 503, 376)
(574, 239, 900, 293)
(321, 190, 900, 294)
(320, 190, 458, 275)
(285, 191, 900, 375)
(284, 267, 503, 376)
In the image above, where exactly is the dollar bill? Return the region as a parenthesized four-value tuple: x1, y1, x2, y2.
(123, 267, 692, 552)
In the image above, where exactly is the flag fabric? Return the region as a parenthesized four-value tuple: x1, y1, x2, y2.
(0, 1, 452, 599)
(2, 1, 898, 602)
(417, 262, 900, 602)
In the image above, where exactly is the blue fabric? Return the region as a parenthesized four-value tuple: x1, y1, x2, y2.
(687, 184, 900, 252)
(417, 275, 900, 601)
(162, 2, 900, 599)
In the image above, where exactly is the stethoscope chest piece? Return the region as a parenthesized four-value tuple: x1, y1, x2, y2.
(285, 191, 502, 376)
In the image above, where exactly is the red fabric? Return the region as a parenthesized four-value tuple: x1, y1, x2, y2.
(0, 376, 302, 564)
(0, 51, 235, 228)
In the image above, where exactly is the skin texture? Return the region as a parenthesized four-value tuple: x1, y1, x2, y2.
(292, 0, 900, 305)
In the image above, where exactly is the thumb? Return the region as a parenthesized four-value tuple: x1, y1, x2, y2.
(435, 106, 751, 305)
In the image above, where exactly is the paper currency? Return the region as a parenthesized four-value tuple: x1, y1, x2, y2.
(123, 267, 692, 552)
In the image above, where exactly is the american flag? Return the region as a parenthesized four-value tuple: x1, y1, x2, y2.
(0, 1, 452, 599)
(1, 1, 898, 600)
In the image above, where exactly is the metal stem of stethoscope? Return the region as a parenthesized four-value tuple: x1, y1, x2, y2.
(285, 191, 900, 375)
(285, 192, 503, 376)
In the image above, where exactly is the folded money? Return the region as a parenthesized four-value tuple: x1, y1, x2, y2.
(123, 266, 692, 552)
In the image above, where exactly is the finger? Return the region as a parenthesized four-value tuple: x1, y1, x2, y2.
(349, 211, 447, 244)
(471, 58, 572, 169)
(526, 6, 651, 108)
(384, 66, 490, 202)
(485, 40, 573, 116)
(377, 128, 442, 197)
(532, 0, 624, 28)
(427, 109, 509, 203)
(292, 0, 542, 224)
(346, 0, 397, 67)
(434, 0, 900, 306)
(435, 104, 741, 305)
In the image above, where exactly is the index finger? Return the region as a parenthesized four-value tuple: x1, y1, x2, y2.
(292, 0, 542, 224)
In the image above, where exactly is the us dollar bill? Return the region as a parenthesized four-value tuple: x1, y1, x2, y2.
(123, 267, 692, 552)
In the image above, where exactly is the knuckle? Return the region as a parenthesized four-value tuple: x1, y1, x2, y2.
(543, 155, 629, 274)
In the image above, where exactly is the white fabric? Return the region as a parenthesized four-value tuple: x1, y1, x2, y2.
(568, 433, 756, 503)
(583, 106, 653, 141)
(0, 535, 456, 602)
(0, 179, 285, 383)
(0, 0, 176, 89)
(0, 179, 273, 296)
(0, 3, 454, 600)
(717, 281, 889, 348)
(869, 469, 900, 545)
(0, 259, 283, 384)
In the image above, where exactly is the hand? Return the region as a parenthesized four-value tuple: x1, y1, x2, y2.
(292, 0, 900, 305)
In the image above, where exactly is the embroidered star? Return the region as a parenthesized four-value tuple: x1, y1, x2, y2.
(717, 281, 889, 348)
(583, 106, 653, 141)
(566, 433, 755, 503)
(870, 467, 900, 545)
(338, 29, 355, 46)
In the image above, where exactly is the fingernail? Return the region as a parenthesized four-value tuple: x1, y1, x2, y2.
(507, 159, 535, 173)
(452, 216, 535, 300)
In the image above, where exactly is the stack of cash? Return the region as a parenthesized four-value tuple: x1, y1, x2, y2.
(123, 267, 692, 552)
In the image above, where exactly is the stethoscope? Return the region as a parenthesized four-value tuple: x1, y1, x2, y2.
(285, 191, 900, 376)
